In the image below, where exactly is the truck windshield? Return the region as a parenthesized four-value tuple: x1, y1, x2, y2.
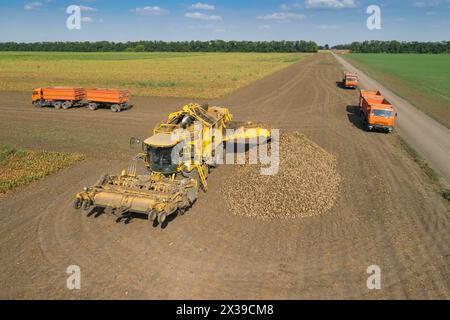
(147, 146, 179, 174)
(371, 109, 393, 117)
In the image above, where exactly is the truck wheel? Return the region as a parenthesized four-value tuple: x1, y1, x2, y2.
(62, 101, 72, 109)
(33, 100, 43, 108)
(88, 103, 98, 111)
(54, 102, 62, 110)
(362, 119, 368, 130)
(111, 104, 120, 112)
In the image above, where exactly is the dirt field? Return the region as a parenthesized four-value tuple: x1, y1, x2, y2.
(0, 53, 448, 299)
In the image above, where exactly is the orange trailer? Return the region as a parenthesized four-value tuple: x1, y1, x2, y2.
(85, 88, 130, 112)
(32, 87, 131, 112)
(32, 87, 86, 109)
(359, 90, 397, 133)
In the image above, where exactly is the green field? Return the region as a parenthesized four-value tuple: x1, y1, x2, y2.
(0, 145, 84, 194)
(0, 52, 309, 99)
(344, 54, 450, 128)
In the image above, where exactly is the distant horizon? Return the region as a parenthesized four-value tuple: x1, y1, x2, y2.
(1, 0, 449, 47)
(1, 39, 449, 48)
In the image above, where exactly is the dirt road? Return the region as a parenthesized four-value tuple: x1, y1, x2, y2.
(334, 54, 450, 186)
(0, 53, 448, 299)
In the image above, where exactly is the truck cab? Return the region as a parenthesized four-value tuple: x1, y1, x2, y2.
(343, 72, 358, 89)
(32, 88, 43, 102)
(359, 90, 396, 133)
(366, 106, 396, 132)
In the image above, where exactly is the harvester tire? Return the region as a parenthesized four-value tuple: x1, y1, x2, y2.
(33, 101, 43, 108)
(82, 200, 91, 211)
(158, 212, 167, 225)
(149, 210, 157, 222)
(62, 101, 72, 109)
(54, 102, 62, 110)
(88, 103, 98, 111)
(73, 199, 82, 210)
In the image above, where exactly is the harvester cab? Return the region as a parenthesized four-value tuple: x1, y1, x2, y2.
(73, 103, 271, 227)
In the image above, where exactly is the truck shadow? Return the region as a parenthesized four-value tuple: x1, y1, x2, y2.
(337, 81, 357, 90)
(346, 105, 366, 131)
(336, 81, 346, 89)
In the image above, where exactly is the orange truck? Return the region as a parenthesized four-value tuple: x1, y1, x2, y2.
(32, 87, 85, 109)
(343, 72, 358, 89)
(359, 90, 397, 133)
(32, 87, 131, 112)
(85, 88, 130, 112)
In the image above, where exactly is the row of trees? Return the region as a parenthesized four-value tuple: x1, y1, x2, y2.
(333, 41, 450, 54)
(0, 40, 319, 53)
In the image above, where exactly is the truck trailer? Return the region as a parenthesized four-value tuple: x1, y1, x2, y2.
(32, 87, 131, 112)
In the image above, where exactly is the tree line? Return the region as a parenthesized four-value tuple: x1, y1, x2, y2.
(0, 40, 319, 53)
(333, 41, 450, 54)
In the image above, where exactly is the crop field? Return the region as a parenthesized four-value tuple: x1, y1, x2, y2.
(0, 52, 308, 99)
(343, 53, 450, 128)
(0, 145, 84, 194)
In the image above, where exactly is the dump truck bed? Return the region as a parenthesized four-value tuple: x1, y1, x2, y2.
(360, 90, 393, 109)
(42, 87, 85, 101)
(86, 88, 130, 104)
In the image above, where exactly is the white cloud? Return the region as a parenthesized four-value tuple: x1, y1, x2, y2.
(189, 2, 215, 10)
(257, 12, 306, 20)
(185, 12, 222, 21)
(413, 0, 450, 8)
(213, 28, 226, 33)
(316, 24, 339, 29)
(413, 0, 438, 8)
(131, 6, 169, 15)
(259, 24, 272, 29)
(79, 5, 97, 12)
(81, 16, 93, 22)
(280, 4, 291, 10)
(24, 2, 43, 10)
(305, 0, 357, 9)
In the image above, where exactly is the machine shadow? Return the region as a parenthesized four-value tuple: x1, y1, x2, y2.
(86, 205, 187, 228)
(346, 105, 366, 131)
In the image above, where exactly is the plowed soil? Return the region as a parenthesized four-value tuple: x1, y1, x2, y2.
(0, 53, 448, 299)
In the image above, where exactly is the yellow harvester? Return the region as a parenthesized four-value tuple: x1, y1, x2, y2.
(73, 103, 270, 226)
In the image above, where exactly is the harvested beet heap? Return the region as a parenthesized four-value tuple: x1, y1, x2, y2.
(222, 132, 341, 220)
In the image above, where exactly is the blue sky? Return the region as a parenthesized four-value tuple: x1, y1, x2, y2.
(0, 0, 449, 45)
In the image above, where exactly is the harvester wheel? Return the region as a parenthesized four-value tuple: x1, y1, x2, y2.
(73, 199, 82, 210)
(33, 100, 43, 108)
(54, 102, 62, 110)
(82, 200, 91, 211)
(148, 210, 158, 222)
(88, 103, 98, 111)
(62, 101, 72, 109)
(157, 212, 167, 225)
